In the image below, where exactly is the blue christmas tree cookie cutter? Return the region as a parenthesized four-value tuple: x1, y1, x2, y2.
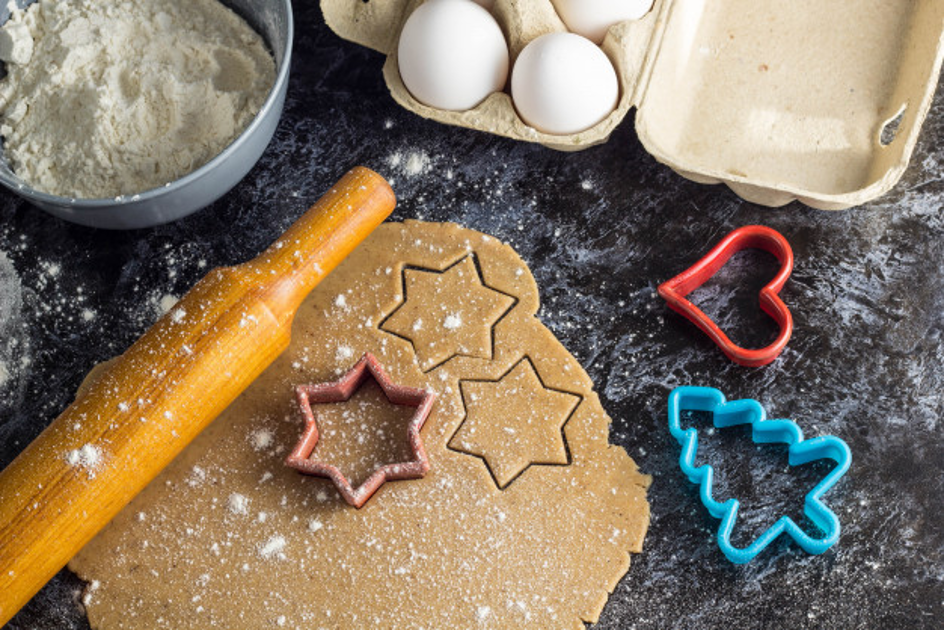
(668, 386, 852, 564)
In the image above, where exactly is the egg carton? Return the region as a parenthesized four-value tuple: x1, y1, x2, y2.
(322, 0, 943, 209)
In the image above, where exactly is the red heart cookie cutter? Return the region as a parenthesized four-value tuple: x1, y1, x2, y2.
(657, 225, 794, 367)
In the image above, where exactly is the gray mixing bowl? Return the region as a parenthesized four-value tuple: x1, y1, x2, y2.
(0, 0, 293, 229)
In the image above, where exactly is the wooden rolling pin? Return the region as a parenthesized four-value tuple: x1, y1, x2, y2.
(0, 167, 396, 625)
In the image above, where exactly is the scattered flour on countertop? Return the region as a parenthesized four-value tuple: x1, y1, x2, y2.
(156, 293, 179, 316)
(387, 150, 432, 177)
(0, 252, 16, 392)
(0, 0, 275, 198)
(0, 250, 26, 393)
(404, 151, 431, 176)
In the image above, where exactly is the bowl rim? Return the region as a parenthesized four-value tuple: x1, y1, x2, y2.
(0, 0, 295, 208)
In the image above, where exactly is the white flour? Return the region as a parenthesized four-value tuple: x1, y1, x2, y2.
(0, 249, 28, 408)
(0, 0, 275, 198)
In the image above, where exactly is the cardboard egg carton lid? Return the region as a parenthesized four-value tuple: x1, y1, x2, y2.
(322, 0, 943, 209)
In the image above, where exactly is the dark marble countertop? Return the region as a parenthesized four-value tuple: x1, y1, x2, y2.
(1, 2, 942, 629)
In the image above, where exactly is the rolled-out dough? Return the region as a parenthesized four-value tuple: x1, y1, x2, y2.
(69, 220, 650, 629)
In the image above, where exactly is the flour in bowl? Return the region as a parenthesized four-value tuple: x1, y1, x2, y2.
(0, 0, 275, 198)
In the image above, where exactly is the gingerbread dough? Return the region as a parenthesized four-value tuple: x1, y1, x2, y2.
(69, 220, 650, 629)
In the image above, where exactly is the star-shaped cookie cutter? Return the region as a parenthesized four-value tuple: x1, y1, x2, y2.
(285, 352, 436, 508)
(658, 225, 793, 367)
(668, 386, 852, 564)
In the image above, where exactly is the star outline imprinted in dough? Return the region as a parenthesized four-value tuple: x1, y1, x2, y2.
(447, 356, 583, 490)
(379, 253, 517, 373)
(285, 353, 436, 508)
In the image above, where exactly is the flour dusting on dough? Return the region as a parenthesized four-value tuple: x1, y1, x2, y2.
(250, 429, 274, 452)
(227, 493, 250, 516)
(69, 221, 650, 629)
(258, 535, 286, 560)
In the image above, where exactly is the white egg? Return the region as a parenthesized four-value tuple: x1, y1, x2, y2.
(551, 0, 655, 44)
(511, 32, 619, 135)
(397, 0, 509, 112)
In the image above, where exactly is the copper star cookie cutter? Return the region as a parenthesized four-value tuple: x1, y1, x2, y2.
(285, 352, 436, 508)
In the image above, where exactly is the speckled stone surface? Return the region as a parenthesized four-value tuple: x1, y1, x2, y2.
(0, 2, 942, 629)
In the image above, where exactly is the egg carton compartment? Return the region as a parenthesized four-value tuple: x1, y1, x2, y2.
(322, 0, 943, 209)
(635, 0, 944, 209)
(323, 0, 655, 151)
